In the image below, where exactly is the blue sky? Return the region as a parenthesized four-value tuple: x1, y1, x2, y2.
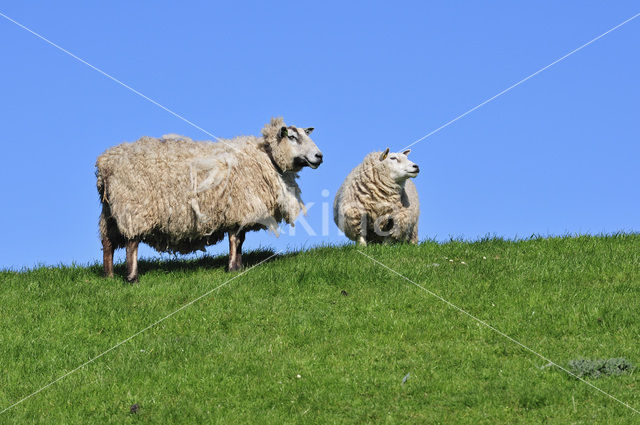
(1, 2, 638, 269)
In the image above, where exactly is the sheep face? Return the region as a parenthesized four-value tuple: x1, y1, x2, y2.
(379, 148, 419, 182)
(278, 126, 323, 171)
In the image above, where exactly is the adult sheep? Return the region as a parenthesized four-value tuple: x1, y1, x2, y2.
(96, 117, 323, 282)
(334, 148, 419, 246)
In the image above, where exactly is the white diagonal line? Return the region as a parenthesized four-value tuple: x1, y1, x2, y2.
(3, 5, 638, 417)
(332, 13, 640, 205)
(0, 251, 280, 416)
(0, 11, 290, 416)
(400, 12, 640, 151)
(356, 249, 640, 415)
(0, 10, 224, 141)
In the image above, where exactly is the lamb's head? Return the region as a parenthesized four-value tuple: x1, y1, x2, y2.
(262, 118, 323, 172)
(378, 148, 419, 182)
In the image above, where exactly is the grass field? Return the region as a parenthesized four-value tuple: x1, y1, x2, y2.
(1, 234, 639, 423)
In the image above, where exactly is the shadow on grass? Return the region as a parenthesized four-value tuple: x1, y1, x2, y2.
(89, 249, 284, 280)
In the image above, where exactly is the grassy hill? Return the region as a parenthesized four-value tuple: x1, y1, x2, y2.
(1, 235, 639, 424)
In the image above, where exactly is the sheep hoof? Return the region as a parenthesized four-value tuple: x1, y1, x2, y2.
(126, 276, 139, 284)
(227, 256, 244, 271)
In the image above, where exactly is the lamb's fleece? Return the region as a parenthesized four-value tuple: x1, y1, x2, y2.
(334, 152, 419, 244)
(96, 118, 305, 254)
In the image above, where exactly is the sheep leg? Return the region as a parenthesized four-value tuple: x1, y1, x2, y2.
(235, 231, 246, 269)
(228, 231, 246, 271)
(228, 232, 239, 271)
(102, 236, 115, 278)
(125, 240, 139, 283)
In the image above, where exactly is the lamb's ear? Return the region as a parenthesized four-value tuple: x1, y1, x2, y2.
(304, 127, 314, 135)
(279, 126, 288, 139)
(402, 149, 411, 156)
(379, 148, 390, 161)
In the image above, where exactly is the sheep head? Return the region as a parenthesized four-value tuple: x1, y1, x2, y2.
(262, 117, 323, 172)
(378, 147, 420, 182)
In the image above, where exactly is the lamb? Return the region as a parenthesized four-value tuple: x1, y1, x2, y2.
(333, 148, 420, 246)
(96, 117, 323, 282)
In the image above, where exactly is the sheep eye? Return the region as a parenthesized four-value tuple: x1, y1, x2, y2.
(288, 135, 296, 141)
(391, 157, 398, 161)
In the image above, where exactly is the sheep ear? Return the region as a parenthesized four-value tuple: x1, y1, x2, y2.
(402, 149, 411, 156)
(304, 127, 314, 135)
(379, 148, 390, 161)
(279, 126, 288, 139)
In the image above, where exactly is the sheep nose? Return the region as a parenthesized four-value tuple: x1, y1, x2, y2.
(315, 152, 323, 161)
(413, 164, 420, 172)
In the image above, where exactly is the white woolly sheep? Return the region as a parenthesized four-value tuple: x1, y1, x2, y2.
(333, 148, 419, 245)
(96, 117, 323, 282)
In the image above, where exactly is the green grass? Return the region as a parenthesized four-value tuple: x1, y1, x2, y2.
(1, 234, 639, 424)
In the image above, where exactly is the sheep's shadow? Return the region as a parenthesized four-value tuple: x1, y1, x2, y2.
(90, 249, 284, 280)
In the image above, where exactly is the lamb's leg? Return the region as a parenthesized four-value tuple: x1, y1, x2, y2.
(357, 212, 368, 247)
(410, 223, 419, 245)
(102, 236, 115, 278)
(228, 232, 239, 271)
(125, 240, 139, 283)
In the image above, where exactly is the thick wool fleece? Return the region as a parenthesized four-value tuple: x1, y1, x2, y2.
(96, 118, 305, 254)
(333, 152, 419, 243)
